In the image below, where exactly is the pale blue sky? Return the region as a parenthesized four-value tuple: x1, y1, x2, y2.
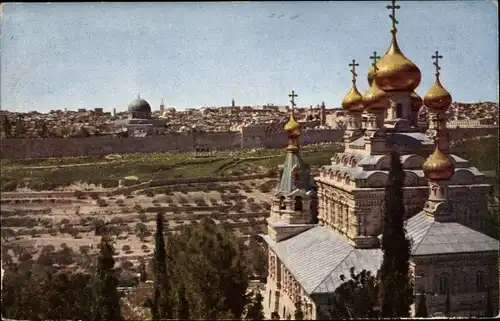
(0, 1, 498, 113)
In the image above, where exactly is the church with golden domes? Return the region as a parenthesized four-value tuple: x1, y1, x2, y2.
(262, 1, 498, 319)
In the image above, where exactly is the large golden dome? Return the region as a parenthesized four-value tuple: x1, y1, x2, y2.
(342, 84, 363, 111)
(374, 33, 422, 92)
(423, 76, 452, 110)
(423, 137, 455, 181)
(361, 79, 388, 110)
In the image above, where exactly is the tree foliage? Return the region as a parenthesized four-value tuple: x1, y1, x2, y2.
(378, 152, 413, 318)
(91, 236, 123, 321)
(245, 291, 264, 320)
(151, 212, 171, 320)
(165, 217, 250, 319)
(321, 268, 378, 319)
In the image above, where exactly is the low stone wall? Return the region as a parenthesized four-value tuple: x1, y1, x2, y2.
(0, 126, 497, 159)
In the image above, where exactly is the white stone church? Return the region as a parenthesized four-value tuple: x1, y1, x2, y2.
(262, 1, 498, 319)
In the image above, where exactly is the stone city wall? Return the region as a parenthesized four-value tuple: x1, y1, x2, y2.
(0, 125, 497, 159)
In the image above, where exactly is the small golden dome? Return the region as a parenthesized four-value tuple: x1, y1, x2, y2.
(284, 112, 300, 134)
(341, 84, 363, 111)
(374, 34, 422, 92)
(423, 137, 455, 181)
(423, 76, 452, 110)
(361, 79, 389, 110)
(410, 91, 423, 111)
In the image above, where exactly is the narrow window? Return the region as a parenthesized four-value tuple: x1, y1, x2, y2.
(294, 196, 303, 211)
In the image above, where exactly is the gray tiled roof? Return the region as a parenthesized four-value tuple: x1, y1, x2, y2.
(276, 151, 313, 195)
(263, 226, 382, 295)
(405, 211, 499, 256)
(387, 132, 434, 147)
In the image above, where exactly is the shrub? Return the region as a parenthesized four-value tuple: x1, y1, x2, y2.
(123, 179, 139, 187)
(101, 179, 119, 189)
(96, 199, 107, 207)
(115, 199, 125, 206)
(122, 245, 132, 253)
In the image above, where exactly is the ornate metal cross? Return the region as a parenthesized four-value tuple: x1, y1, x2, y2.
(369, 51, 381, 71)
(137, 93, 141, 99)
(432, 50, 443, 76)
(387, 0, 400, 32)
(289, 90, 298, 108)
(349, 59, 359, 83)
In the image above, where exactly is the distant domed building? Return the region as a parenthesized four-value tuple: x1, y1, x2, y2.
(113, 95, 167, 136)
(128, 97, 152, 119)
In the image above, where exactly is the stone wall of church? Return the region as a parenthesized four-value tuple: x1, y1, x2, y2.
(265, 250, 317, 320)
(0, 125, 496, 159)
(412, 252, 499, 317)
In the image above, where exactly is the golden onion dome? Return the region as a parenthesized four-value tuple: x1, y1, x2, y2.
(374, 33, 422, 92)
(410, 91, 423, 111)
(423, 76, 452, 110)
(284, 111, 300, 135)
(423, 137, 455, 181)
(341, 84, 363, 111)
(361, 79, 389, 110)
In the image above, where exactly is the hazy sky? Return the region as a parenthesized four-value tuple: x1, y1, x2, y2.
(0, 1, 498, 113)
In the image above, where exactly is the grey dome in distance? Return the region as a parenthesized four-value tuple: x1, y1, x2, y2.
(128, 99, 152, 113)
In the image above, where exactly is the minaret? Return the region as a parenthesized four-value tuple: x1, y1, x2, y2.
(160, 98, 165, 111)
(341, 59, 364, 146)
(361, 51, 389, 155)
(267, 91, 316, 242)
(422, 134, 455, 222)
(423, 51, 452, 153)
(320, 101, 326, 126)
(370, 0, 422, 129)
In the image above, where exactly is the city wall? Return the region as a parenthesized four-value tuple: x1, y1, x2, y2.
(0, 126, 497, 159)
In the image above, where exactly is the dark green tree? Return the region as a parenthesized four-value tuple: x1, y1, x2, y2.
(168, 217, 249, 319)
(443, 287, 451, 317)
(91, 236, 123, 321)
(323, 268, 378, 319)
(271, 311, 281, 320)
(378, 151, 413, 318)
(245, 291, 264, 320)
(294, 297, 304, 320)
(151, 212, 171, 320)
(415, 291, 428, 318)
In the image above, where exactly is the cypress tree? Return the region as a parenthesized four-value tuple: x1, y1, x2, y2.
(294, 297, 304, 320)
(415, 291, 428, 318)
(151, 212, 171, 320)
(91, 236, 123, 321)
(175, 284, 190, 320)
(378, 151, 413, 318)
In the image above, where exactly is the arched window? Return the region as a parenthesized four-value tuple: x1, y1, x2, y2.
(279, 196, 286, 210)
(268, 290, 272, 308)
(439, 274, 449, 294)
(294, 196, 303, 211)
(396, 103, 403, 118)
(476, 271, 485, 290)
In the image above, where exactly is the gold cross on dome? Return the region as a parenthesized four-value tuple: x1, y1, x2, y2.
(387, 0, 400, 33)
(289, 90, 298, 108)
(369, 51, 381, 71)
(432, 50, 443, 76)
(348, 59, 359, 83)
